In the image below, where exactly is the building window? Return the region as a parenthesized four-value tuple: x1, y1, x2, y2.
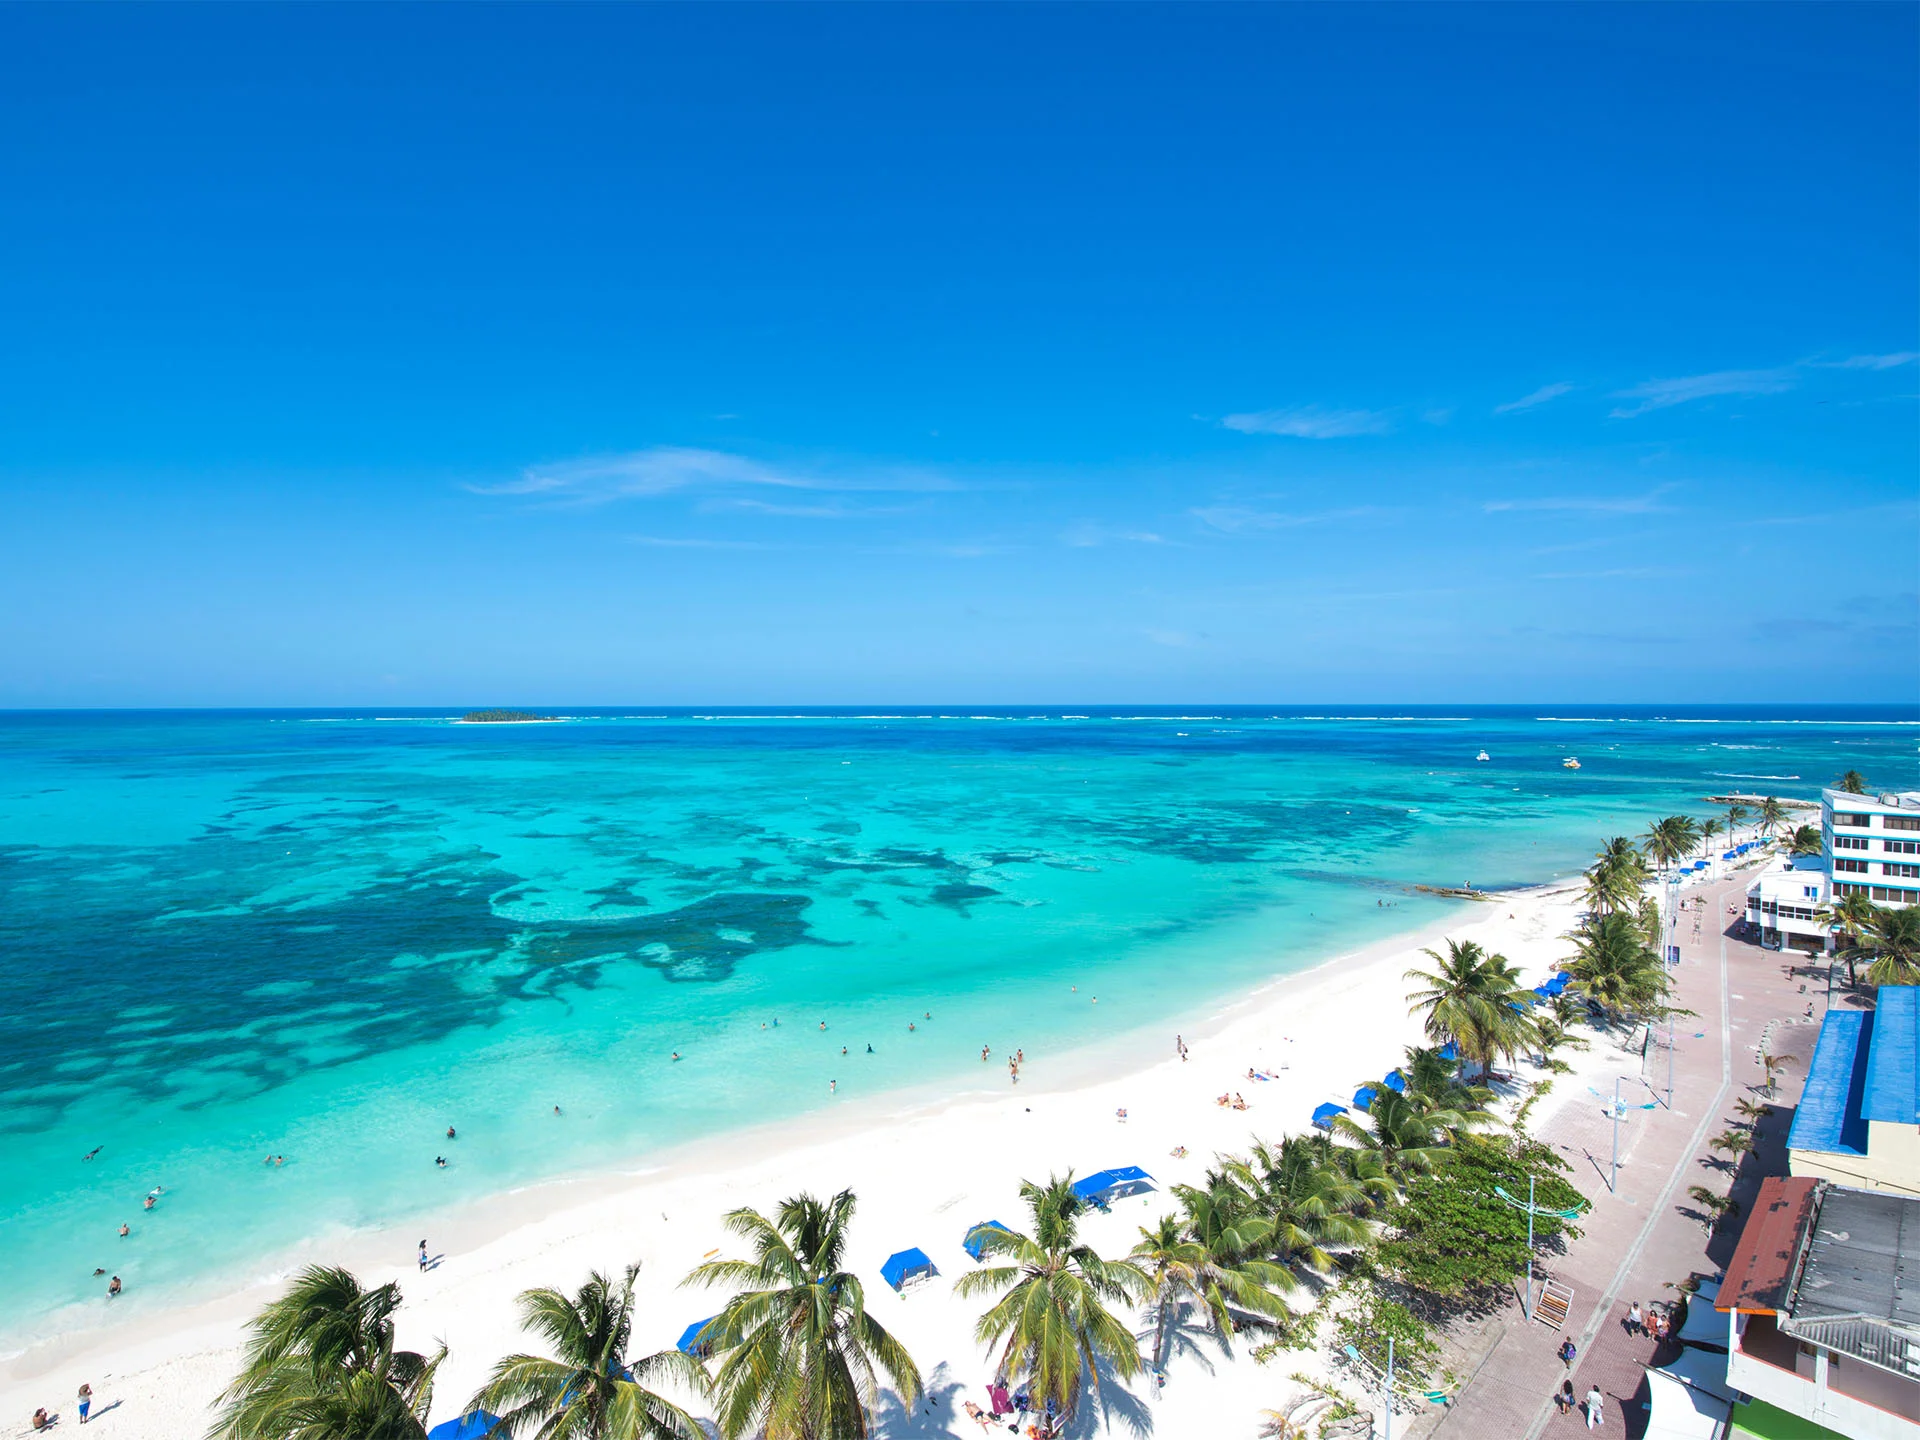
(1886, 839, 1920, 855)
(1888, 815, 1920, 832)
(1834, 835, 1870, 851)
(1884, 863, 1920, 880)
(1834, 812, 1874, 828)
(1835, 858, 1869, 873)
(1870, 886, 1918, 903)
(1835, 882, 1867, 898)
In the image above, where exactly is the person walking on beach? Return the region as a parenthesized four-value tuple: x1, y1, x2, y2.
(1583, 1385, 1603, 1429)
(418, 1240, 428, 1271)
(77, 1383, 91, 1425)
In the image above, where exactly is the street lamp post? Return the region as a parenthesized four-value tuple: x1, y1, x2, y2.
(1495, 1182, 1587, 1319)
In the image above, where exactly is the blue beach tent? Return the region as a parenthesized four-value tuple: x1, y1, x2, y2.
(1382, 1070, 1407, 1094)
(428, 1414, 500, 1440)
(1312, 1102, 1346, 1129)
(963, 1220, 1012, 1260)
(1438, 1042, 1460, 1061)
(881, 1247, 935, 1291)
(1072, 1167, 1155, 1208)
(1352, 1084, 1378, 1111)
(677, 1317, 719, 1357)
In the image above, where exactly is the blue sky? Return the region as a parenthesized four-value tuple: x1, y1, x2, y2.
(1, 3, 1914, 705)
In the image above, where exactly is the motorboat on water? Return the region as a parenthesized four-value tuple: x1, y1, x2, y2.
(1476, 750, 1490, 762)
(1562, 757, 1582, 769)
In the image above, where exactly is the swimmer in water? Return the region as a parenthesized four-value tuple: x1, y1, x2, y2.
(118, 1224, 128, 1238)
(446, 1126, 456, 1140)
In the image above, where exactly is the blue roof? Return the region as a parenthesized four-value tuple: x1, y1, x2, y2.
(1312, 1102, 1345, 1128)
(677, 1317, 719, 1355)
(880, 1247, 934, 1289)
(428, 1414, 499, 1440)
(1787, 1010, 1872, 1157)
(1864, 987, 1920, 1124)
(963, 1220, 1012, 1260)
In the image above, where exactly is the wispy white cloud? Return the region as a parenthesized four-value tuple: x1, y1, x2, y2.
(472, 446, 954, 503)
(1190, 504, 1387, 534)
(1423, 407, 1454, 426)
(625, 534, 779, 550)
(1494, 382, 1575, 415)
(705, 496, 903, 519)
(1220, 405, 1392, 439)
(1609, 368, 1794, 418)
(1484, 484, 1676, 515)
(1530, 565, 1686, 581)
(1143, 627, 1202, 648)
(1820, 352, 1918, 371)
(1062, 522, 1166, 548)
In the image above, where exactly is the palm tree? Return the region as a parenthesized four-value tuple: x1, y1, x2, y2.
(1332, 1088, 1475, 1178)
(1641, 816, 1701, 875)
(1130, 1191, 1293, 1371)
(1823, 892, 1879, 986)
(1756, 797, 1786, 838)
(954, 1175, 1150, 1428)
(1726, 803, 1749, 845)
(467, 1265, 703, 1440)
(1708, 1130, 1753, 1167)
(1404, 940, 1541, 1077)
(685, 1190, 921, 1440)
(1758, 1052, 1796, 1097)
(1564, 912, 1668, 1021)
(1686, 1186, 1741, 1234)
(1862, 905, 1920, 986)
(207, 1266, 442, 1440)
(1216, 1135, 1378, 1277)
(1698, 819, 1724, 862)
(1837, 770, 1869, 795)
(1732, 1097, 1770, 1127)
(1583, 838, 1647, 917)
(1789, 824, 1822, 857)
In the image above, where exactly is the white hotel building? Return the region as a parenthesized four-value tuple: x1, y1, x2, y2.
(1825, 788, 1920, 908)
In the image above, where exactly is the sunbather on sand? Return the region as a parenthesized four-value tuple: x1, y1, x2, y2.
(962, 1400, 992, 1432)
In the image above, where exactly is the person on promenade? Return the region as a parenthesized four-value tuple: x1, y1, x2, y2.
(1627, 1301, 1643, 1335)
(1557, 1336, 1577, 1369)
(77, 1383, 91, 1424)
(1555, 1379, 1575, 1416)
(1584, 1385, 1603, 1429)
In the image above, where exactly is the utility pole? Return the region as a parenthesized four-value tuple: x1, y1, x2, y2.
(1382, 1336, 1394, 1440)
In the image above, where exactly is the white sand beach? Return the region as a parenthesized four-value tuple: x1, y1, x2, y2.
(2, 881, 1597, 1439)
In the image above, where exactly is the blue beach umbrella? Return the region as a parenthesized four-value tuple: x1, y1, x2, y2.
(428, 1414, 500, 1440)
(1352, 1085, 1378, 1111)
(881, 1247, 935, 1290)
(677, 1317, 719, 1357)
(1312, 1102, 1346, 1129)
(963, 1220, 1012, 1261)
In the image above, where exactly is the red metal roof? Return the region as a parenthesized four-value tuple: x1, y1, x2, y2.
(1717, 1176, 1820, 1314)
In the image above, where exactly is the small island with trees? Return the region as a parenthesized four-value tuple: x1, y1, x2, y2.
(458, 708, 555, 724)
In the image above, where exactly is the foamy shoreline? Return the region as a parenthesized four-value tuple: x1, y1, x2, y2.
(2, 880, 1592, 1438)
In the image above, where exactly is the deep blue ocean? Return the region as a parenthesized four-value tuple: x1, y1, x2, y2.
(2, 705, 1913, 1351)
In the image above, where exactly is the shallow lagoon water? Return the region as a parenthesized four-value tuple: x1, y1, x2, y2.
(1, 705, 1911, 1349)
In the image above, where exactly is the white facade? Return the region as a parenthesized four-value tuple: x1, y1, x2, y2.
(1825, 788, 1920, 909)
(1747, 854, 1832, 953)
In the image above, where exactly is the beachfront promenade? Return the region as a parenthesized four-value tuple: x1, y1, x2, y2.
(1415, 869, 1825, 1439)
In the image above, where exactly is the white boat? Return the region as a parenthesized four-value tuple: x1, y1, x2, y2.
(1562, 757, 1582, 769)
(1476, 750, 1490, 762)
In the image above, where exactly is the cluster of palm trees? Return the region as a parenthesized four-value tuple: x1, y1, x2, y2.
(1823, 891, 1920, 987)
(209, 1043, 1514, 1440)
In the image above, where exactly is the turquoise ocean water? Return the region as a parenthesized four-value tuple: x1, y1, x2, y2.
(2, 705, 1913, 1352)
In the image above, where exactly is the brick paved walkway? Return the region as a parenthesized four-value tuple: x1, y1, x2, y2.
(1410, 867, 1836, 1440)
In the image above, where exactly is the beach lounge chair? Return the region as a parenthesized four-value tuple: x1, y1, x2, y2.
(880, 1247, 935, 1292)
